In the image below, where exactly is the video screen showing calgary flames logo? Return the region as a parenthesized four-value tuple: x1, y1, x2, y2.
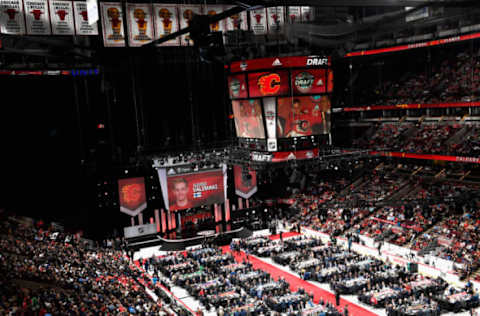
(248, 71, 289, 97)
(231, 99, 266, 139)
(277, 95, 331, 137)
(118, 177, 147, 215)
(167, 170, 225, 211)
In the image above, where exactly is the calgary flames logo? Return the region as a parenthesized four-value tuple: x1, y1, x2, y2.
(121, 183, 143, 206)
(257, 73, 281, 96)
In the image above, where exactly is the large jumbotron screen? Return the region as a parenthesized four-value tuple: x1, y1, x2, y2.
(277, 95, 331, 137)
(158, 167, 228, 211)
(232, 99, 266, 139)
(228, 56, 333, 146)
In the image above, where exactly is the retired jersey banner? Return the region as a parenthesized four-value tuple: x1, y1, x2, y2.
(24, 0, 50, 35)
(267, 6, 284, 33)
(118, 177, 147, 216)
(0, 0, 26, 34)
(287, 6, 300, 24)
(178, 4, 202, 46)
(100, 2, 125, 47)
(291, 69, 327, 94)
(301, 6, 314, 22)
(160, 166, 227, 212)
(234, 165, 257, 199)
(153, 3, 179, 46)
(250, 8, 267, 35)
(49, 0, 74, 35)
(205, 5, 224, 33)
(126, 3, 153, 46)
(73, 1, 98, 35)
(224, 5, 247, 31)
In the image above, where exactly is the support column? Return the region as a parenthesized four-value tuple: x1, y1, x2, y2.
(161, 209, 167, 233)
(154, 209, 160, 233)
(138, 212, 143, 225)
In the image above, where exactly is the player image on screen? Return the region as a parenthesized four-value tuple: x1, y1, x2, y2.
(232, 99, 266, 139)
(277, 95, 331, 137)
(170, 178, 195, 210)
(167, 170, 226, 211)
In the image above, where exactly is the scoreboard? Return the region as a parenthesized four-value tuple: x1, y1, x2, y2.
(228, 56, 333, 152)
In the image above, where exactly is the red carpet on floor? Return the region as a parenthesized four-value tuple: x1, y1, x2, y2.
(222, 246, 377, 316)
(269, 231, 301, 240)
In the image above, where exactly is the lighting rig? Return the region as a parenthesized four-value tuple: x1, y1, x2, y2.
(151, 145, 372, 171)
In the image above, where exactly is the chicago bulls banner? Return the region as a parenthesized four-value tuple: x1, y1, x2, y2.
(267, 6, 284, 33)
(24, 0, 51, 35)
(301, 6, 314, 22)
(0, 0, 26, 34)
(73, 1, 98, 35)
(234, 165, 257, 199)
(153, 3, 179, 46)
(49, 0, 74, 35)
(250, 8, 267, 35)
(118, 177, 147, 216)
(205, 5, 224, 33)
(287, 6, 300, 24)
(178, 4, 202, 46)
(126, 3, 153, 46)
(100, 2, 125, 47)
(224, 5, 247, 31)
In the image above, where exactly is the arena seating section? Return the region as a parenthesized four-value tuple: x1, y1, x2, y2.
(0, 213, 191, 315)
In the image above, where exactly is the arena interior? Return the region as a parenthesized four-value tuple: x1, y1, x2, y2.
(2, 0, 480, 315)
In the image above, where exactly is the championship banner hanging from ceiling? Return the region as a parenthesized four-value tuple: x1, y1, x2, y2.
(250, 8, 267, 35)
(153, 3, 179, 46)
(234, 165, 257, 199)
(100, 2, 125, 47)
(205, 5, 224, 33)
(267, 6, 284, 33)
(126, 3, 153, 46)
(287, 6, 301, 24)
(0, 0, 26, 34)
(73, 1, 98, 35)
(301, 6, 314, 22)
(118, 177, 147, 216)
(24, 0, 51, 35)
(224, 5, 247, 31)
(178, 4, 202, 46)
(49, 0, 75, 35)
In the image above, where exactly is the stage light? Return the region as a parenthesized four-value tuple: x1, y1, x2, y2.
(124, 170, 129, 174)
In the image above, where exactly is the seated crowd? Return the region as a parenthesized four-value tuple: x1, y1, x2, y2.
(354, 121, 480, 156)
(0, 213, 190, 316)
(237, 230, 478, 315)
(346, 49, 480, 107)
(146, 243, 341, 316)
(283, 164, 480, 276)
